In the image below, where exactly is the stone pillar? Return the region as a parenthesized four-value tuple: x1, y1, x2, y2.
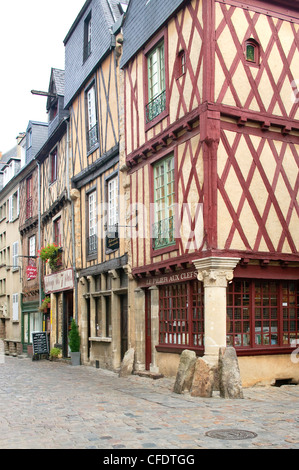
(149, 286, 159, 374)
(193, 257, 240, 364)
(79, 277, 89, 364)
(134, 287, 146, 372)
(109, 270, 121, 370)
(88, 276, 96, 338)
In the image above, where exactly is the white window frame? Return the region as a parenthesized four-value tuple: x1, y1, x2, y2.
(108, 176, 119, 230)
(12, 294, 19, 322)
(87, 85, 97, 132)
(29, 235, 36, 266)
(12, 241, 19, 270)
(88, 192, 97, 238)
(148, 41, 165, 102)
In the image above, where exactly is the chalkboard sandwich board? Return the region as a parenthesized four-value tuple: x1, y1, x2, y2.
(32, 331, 49, 359)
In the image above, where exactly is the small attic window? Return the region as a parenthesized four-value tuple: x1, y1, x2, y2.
(177, 50, 186, 77)
(245, 39, 260, 65)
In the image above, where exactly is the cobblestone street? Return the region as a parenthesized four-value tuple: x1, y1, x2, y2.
(0, 356, 298, 452)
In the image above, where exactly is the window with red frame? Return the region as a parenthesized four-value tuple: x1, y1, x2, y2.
(159, 280, 204, 348)
(227, 279, 299, 349)
(245, 39, 260, 65)
(177, 50, 186, 77)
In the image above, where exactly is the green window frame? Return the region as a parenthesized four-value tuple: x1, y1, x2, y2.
(152, 155, 175, 250)
(146, 41, 166, 123)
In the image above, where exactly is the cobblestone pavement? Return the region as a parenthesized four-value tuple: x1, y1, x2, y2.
(0, 356, 298, 451)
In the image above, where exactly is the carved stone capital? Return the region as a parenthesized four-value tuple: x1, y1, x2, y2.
(193, 257, 240, 288)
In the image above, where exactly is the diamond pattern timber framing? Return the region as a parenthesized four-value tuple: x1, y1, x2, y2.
(218, 124, 299, 255)
(125, 0, 204, 158)
(215, 1, 299, 120)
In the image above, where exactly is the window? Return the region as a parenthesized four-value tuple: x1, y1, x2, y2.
(26, 176, 33, 220)
(88, 192, 97, 256)
(49, 148, 57, 184)
(177, 50, 186, 77)
(53, 217, 62, 246)
(86, 84, 98, 151)
(245, 39, 260, 65)
(8, 190, 19, 222)
(27, 129, 32, 149)
(12, 294, 19, 322)
(108, 177, 119, 231)
(146, 40, 166, 123)
(227, 280, 299, 349)
(83, 12, 92, 62)
(28, 235, 36, 267)
(49, 101, 58, 121)
(159, 281, 204, 348)
(12, 241, 18, 270)
(152, 155, 175, 250)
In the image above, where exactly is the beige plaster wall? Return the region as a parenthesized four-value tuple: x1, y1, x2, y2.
(156, 350, 299, 388)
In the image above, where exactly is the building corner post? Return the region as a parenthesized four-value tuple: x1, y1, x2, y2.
(193, 257, 240, 363)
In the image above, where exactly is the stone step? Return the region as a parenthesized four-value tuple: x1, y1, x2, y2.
(133, 370, 164, 380)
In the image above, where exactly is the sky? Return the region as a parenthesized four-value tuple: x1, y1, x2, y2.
(0, 0, 85, 154)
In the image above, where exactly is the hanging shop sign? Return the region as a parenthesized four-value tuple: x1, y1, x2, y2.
(26, 266, 37, 280)
(44, 268, 74, 294)
(106, 231, 119, 251)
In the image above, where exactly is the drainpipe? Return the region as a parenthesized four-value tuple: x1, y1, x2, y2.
(37, 160, 42, 307)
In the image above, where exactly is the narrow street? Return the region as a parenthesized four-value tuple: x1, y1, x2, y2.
(0, 356, 298, 453)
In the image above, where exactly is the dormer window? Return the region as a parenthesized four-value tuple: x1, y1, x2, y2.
(83, 12, 92, 62)
(50, 101, 58, 121)
(245, 39, 260, 65)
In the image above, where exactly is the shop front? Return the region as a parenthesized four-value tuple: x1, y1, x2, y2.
(44, 268, 74, 357)
(134, 257, 299, 386)
(21, 299, 41, 356)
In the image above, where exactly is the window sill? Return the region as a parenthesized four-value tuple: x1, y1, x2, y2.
(87, 142, 99, 157)
(145, 108, 168, 132)
(235, 346, 299, 356)
(89, 336, 112, 343)
(156, 345, 204, 355)
(151, 242, 178, 259)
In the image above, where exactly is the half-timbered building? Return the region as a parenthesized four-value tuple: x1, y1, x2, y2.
(120, 0, 299, 385)
(64, 0, 129, 369)
(19, 122, 48, 356)
(35, 68, 74, 357)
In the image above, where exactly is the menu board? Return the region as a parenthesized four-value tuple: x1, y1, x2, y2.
(32, 332, 49, 356)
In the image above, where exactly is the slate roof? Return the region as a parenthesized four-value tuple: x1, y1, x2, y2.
(64, 0, 128, 108)
(120, 0, 185, 68)
(0, 146, 18, 165)
(51, 68, 65, 96)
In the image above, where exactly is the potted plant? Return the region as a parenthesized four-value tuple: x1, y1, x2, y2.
(38, 243, 62, 271)
(49, 347, 61, 361)
(39, 296, 51, 312)
(68, 319, 81, 366)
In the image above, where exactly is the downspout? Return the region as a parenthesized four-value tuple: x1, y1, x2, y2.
(37, 160, 42, 307)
